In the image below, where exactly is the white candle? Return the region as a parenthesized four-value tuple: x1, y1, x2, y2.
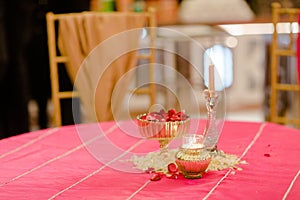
(182, 134, 204, 149)
(182, 143, 204, 149)
(209, 64, 215, 91)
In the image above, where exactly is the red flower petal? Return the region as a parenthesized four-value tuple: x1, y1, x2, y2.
(168, 163, 178, 174)
(150, 173, 162, 181)
(166, 173, 178, 179)
(145, 167, 155, 173)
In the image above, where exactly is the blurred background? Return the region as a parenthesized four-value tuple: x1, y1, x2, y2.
(1, 0, 299, 139)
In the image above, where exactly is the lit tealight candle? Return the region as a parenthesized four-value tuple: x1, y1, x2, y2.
(182, 134, 204, 149)
(209, 64, 215, 92)
(182, 143, 204, 149)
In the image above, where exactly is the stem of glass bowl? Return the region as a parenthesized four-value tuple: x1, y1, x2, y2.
(159, 139, 170, 154)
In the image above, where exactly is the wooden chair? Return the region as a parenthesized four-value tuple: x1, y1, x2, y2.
(46, 11, 156, 126)
(269, 2, 300, 127)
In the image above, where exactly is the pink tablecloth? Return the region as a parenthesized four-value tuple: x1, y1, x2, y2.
(0, 119, 300, 199)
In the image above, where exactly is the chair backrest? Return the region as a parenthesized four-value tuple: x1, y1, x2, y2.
(269, 2, 300, 127)
(46, 11, 157, 126)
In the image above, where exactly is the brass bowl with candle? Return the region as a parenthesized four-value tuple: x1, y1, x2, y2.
(175, 134, 211, 179)
(136, 109, 190, 153)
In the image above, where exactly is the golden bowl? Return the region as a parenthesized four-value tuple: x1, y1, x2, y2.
(176, 147, 211, 179)
(175, 134, 211, 179)
(136, 113, 191, 140)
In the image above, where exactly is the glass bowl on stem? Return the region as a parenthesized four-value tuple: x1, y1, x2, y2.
(136, 113, 191, 154)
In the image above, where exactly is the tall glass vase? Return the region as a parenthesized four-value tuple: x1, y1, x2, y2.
(203, 90, 219, 151)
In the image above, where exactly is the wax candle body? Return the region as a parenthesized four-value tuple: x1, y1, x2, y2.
(181, 143, 204, 149)
(209, 64, 215, 91)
